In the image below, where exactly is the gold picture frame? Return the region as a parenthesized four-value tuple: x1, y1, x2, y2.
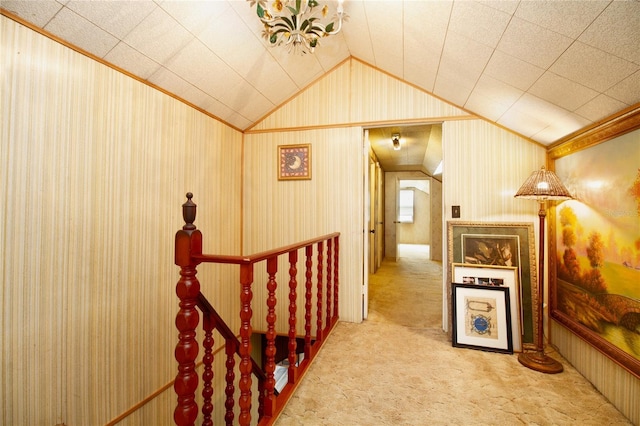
(549, 111, 640, 378)
(278, 144, 311, 180)
(447, 221, 537, 350)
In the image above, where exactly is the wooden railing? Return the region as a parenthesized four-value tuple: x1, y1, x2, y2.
(174, 193, 340, 425)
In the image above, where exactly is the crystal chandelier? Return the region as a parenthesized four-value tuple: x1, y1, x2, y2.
(247, 0, 347, 54)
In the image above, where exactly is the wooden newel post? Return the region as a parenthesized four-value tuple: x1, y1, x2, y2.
(174, 193, 203, 426)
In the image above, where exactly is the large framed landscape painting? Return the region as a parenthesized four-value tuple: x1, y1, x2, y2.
(550, 128, 640, 378)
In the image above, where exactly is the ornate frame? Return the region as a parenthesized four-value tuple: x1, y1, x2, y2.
(447, 221, 537, 349)
(548, 107, 640, 378)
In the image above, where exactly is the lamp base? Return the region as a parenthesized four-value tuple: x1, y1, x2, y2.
(518, 351, 564, 374)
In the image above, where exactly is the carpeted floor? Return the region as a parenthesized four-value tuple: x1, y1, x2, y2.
(275, 245, 632, 425)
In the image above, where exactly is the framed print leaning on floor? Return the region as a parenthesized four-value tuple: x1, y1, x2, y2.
(452, 283, 513, 354)
(447, 221, 537, 349)
(452, 263, 522, 352)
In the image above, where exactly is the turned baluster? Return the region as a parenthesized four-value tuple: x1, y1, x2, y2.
(238, 263, 254, 426)
(333, 236, 340, 321)
(316, 241, 324, 342)
(174, 193, 202, 426)
(288, 250, 299, 382)
(224, 339, 236, 426)
(304, 245, 313, 359)
(326, 239, 332, 330)
(201, 311, 214, 426)
(263, 257, 278, 417)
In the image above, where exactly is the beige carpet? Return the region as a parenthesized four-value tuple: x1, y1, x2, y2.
(275, 245, 632, 425)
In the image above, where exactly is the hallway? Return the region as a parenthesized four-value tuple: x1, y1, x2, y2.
(275, 246, 632, 425)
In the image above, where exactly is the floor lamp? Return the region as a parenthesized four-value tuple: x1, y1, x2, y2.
(515, 166, 572, 374)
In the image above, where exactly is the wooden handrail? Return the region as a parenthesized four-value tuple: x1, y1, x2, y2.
(192, 232, 340, 265)
(174, 193, 340, 426)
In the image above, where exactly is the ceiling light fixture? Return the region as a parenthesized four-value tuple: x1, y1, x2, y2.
(248, 0, 347, 55)
(392, 133, 401, 150)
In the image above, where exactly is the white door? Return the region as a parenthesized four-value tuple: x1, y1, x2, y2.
(362, 130, 370, 320)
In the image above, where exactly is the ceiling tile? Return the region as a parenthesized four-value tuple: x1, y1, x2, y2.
(529, 71, 598, 111)
(433, 72, 472, 108)
(606, 70, 640, 105)
(148, 66, 224, 112)
(43, 7, 118, 58)
(497, 106, 548, 140)
(531, 111, 590, 145)
(334, 1, 375, 64)
(269, 47, 325, 89)
(65, 0, 156, 39)
(467, 74, 522, 110)
(163, 38, 266, 115)
(436, 31, 494, 104)
(483, 50, 544, 92)
(550, 41, 638, 93)
(158, 0, 230, 36)
(449, 1, 510, 48)
(365, 1, 403, 74)
(499, 93, 588, 142)
(1, 0, 63, 27)
(579, 1, 640, 64)
(404, 0, 452, 35)
(465, 74, 523, 121)
(575, 94, 628, 122)
(515, 0, 608, 39)
(465, 94, 509, 122)
(403, 57, 439, 94)
(196, 7, 298, 105)
(497, 16, 572, 69)
(123, 7, 193, 64)
(103, 41, 161, 79)
(440, 31, 494, 79)
(477, 0, 519, 15)
(313, 32, 351, 71)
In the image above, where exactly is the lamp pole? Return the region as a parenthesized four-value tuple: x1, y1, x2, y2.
(517, 201, 563, 373)
(514, 166, 572, 374)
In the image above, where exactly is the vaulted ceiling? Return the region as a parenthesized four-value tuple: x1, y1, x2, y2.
(3, 0, 639, 150)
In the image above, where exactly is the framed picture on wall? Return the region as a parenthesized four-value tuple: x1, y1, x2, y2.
(452, 283, 513, 354)
(549, 126, 640, 378)
(452, 263, 522, 352)
(447, 221, 537, 349)
(278, 144, 311, 180)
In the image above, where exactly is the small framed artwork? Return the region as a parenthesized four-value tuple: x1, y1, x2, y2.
(452, 283, 513, 354)
(278, 144, 311, 180)
(452, 263, 522, 352)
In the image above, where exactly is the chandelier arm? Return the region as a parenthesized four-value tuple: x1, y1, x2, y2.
(248, 0, 346, 54)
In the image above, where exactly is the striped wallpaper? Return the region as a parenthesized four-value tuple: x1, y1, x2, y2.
(2, 15, 637, 426)
(1, 16, 242, 425)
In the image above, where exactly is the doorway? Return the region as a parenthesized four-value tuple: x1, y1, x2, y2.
(363, 123, 444, 325)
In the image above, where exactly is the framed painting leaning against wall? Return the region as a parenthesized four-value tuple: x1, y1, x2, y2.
(550, 127, 640, 378)
(447, 221, 537, 349)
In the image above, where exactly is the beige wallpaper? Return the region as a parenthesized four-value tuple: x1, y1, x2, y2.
(243, 128, 364, 325)
(1, 17, 242, 425)
(2, 13, 636, 426)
